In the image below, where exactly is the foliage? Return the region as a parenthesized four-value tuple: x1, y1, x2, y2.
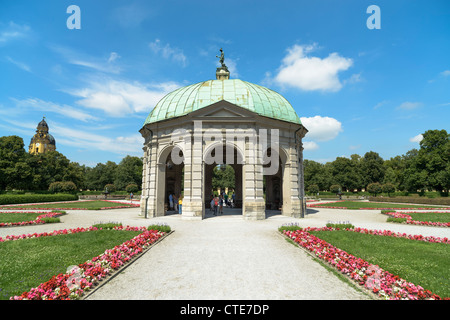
(125, 184, 139, 193)
(48, 181, 77, 194)
(382, 183, 396, 196)
(278, 223, 302, 233)
(114, 156, 143, 191)
(104, 184, 116, 193)
(92, 222, 123, 229)
(329, 184, 341, 194)
(212, 165, 235, 190)
(0, 193, 78, 206)
(307, 184, 319, 195)
(367, 182, 382, 196)
(147, 224, 171, 233)
(325, 222, 355, 229)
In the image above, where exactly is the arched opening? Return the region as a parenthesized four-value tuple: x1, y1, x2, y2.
(204, 144, 243, 217)
(156, 145, 184, 216)
(263, 147, 288, 217)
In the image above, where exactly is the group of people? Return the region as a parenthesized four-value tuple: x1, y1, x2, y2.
(210, 192, 235, 216)
(168, 193, 182, 214)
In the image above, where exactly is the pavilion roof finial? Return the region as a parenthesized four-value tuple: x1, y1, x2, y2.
(216, 48, 230, 80)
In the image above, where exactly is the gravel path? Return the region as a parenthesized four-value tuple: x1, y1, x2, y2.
(1, 202, 449, 300)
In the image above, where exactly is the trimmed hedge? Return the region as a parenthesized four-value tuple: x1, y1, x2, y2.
(368, 196, 450, 206)
(0, 194, 78, 206)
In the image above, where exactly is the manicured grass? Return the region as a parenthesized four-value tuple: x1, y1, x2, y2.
(313, 201, 447, 209)
(0, 229, 141, 300)
(0, 212, 42, 224)
(1, 200, 135, 210)
(407, 212, 450, 223)
(308, 230, 450, 298)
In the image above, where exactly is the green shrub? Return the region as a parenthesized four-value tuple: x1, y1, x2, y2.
(61, 181, 77, 193)
(367, 182, 382, 197)
(308, 184, 319, 195)
(0, 193, 78, 205)
(125, 184, 139, 194)
(387, 217, 407, 223)
(326, 223, 355, 229)
(104, 184, 116, 193)
(92, 222, 123, 229)
(40, 217, 60, 224)
(48, 182, 64, 193)
(382, 183, 396, 197)
(330, 184, 341, 194)
(147, 224, 171, 233)
(278, 223, 302, 232)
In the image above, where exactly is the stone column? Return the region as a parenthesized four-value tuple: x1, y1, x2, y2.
(181, 126, 204, 220)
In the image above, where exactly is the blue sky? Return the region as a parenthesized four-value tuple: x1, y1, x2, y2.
(0, 0, 449, 167)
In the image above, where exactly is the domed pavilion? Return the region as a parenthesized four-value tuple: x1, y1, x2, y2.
(139, 52, 308, 220)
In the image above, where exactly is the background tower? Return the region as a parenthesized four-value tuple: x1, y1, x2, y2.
(29, 117, 56, 154)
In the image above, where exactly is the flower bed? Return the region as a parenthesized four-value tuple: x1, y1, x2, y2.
(0, 200, 139, 210)
(382, 211, 450, 228)
(282, 226, 449, 300)
(5, 225, 166, 300)
(0, 211, 65, 228)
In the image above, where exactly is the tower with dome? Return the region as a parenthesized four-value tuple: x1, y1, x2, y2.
(28, 117, 56, 155)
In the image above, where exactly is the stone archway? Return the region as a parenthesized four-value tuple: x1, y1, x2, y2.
(203, 143, 244, 215)
(263, 146, 291, 216)
(155, 145, 184, 216)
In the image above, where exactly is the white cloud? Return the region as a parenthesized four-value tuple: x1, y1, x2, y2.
(223, 57, 239, 78)
(149, 39, 187, 67)
(274, 44, 353, 92)
(50, 45, 122, 74)
(68, 77, 180, 117)
(397, 101, 423, 110)
(303, 141, 319, 151)
(108, 52, 120, 63)
(373, 100, 389, 110)
(6, 56, 31, 72)
(441, 70, 450, 77)
(12, 98, 98, 122)
(410, 134, 423, 143)
(52, 124, 143, 156)
(0, 22, 30, 44)
(300, 116, 343, 142)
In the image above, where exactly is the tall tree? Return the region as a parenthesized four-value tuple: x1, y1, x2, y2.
(114, 156, 143, 190)
(416, 129, 450, 192)
(0, 136, 32, 190)
(360, 151, 385, 187)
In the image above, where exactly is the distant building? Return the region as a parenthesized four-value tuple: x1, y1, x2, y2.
(29, 117, 56, 154)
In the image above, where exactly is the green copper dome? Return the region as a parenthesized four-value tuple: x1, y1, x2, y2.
(144, 79, 301, 125)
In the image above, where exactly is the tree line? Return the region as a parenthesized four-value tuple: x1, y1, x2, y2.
(1, 129, 448, 195)
(304, 129, 449, 195)
(0, 135, 142, 192)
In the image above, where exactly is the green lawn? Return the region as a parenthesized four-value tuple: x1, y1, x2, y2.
(0, 229, 142, 300)
(0, 212, 43, 224)
(1, 200, 135, 210)
(313, 201, 448, 209)
(308, 230, 450, 298)
(407, 212, 450, 223)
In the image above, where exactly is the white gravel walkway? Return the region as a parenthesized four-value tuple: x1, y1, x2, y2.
(1, 201, 449, 300)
